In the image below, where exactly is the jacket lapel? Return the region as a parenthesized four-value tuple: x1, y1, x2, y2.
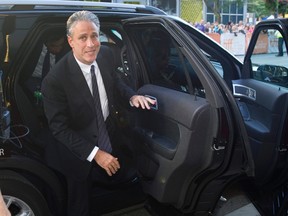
(68, 53, 95, 112)
(67, 52, 114, 114)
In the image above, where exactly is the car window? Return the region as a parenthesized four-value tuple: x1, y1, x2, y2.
(100, 29, 122, 44)
(176, 20, 247, 95)
(0, 15, 36, 69)
(251, 27, 288, 88)
(130, 25, 205, 97)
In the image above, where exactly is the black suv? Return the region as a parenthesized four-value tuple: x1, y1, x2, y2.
(1, 1, 288, 216)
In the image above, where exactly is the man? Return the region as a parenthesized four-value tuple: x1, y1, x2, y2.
(41, 11, 154, 216)
(32, 31, 67, 80)
(26, 31, 68, 96)
(195, 19, 205, 32)
(275, 30, 284, 57)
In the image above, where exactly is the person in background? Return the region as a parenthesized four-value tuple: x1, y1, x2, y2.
(204, 21, 211, 33)
(26, 31, 68, 96)
(32, 31, 67, 80)
(275, 30, 284, 57)
(195, 19, 205, 32)
(238, 20, 246, 34)
(42, 10, 155, 216)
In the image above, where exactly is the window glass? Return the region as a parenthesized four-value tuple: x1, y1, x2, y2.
(237, 3, 243, 14)
(222, 0, 229, 13)
(130, 25, 206, 97)
(237, 16, 243, 23)
(206, 0, 214, 13)
(251, 28, 288, 88)
(100, 29, 122, 43)
(230, 15, 236, 24)
(142, 29, 190, 92)
(151, 0, 176, 15)
(0, 15, 35, 68)
(222, 15, 229, 26)
(207, 14, 214, 23)
(230, 2, 237, 13)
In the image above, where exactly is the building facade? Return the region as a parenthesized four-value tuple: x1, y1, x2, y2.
(205, 0, 248, 25)
(106, 0, 248, 24)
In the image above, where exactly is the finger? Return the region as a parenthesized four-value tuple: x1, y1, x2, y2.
(106, 168, 112, 176)
(144, 100, 152, 109)
(138, 99, 146, 109)
(109, 165, 118, 174)
(113, 158, 120, 169)
(140, 98, 152, 109)
(133, 100, 140, 108)
(146, 97, 155, 105)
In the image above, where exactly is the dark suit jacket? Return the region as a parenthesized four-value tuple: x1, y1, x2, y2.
(41, 49, 135, 180)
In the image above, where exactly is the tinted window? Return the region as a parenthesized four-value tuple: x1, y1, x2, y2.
(130, 26, 204, 96)
(0, 15, 36, 69)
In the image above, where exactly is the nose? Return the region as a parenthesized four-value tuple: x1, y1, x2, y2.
(87, 37, 94, 47)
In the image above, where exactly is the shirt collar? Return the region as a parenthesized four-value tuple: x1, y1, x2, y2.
(74, 55, 96, 74)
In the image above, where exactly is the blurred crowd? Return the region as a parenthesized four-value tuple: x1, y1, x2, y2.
(190, 19, 255, 35)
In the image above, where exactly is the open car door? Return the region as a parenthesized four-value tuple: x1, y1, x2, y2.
(122, 16, 254, 215)
(232, 19, 288, 215)
(237, 19, 288, 186)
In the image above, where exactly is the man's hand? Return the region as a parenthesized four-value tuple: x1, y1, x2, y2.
(130, 95, 156, 109)
(94, 150, 120, 176)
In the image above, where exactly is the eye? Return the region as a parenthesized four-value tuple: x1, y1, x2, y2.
(79, 35, 87, 41)
(91, 34, 99, 40)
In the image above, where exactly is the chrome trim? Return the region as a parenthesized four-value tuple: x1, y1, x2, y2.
(233, 84, 256, 100)
(0, 0, 146, 9)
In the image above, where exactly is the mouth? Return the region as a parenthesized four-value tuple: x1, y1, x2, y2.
(86, 50, 96, 54)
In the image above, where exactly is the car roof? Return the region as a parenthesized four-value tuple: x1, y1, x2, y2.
(0, 0, 166, 15)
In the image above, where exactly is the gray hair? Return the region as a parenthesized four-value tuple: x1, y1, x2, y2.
(66, 11, 100, 36)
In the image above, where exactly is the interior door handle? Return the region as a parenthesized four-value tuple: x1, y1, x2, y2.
(145, 95, 158, 110)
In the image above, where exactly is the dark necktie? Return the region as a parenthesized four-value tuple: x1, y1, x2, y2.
(90, 65, 112, 153)
(42, 50, 50, 80)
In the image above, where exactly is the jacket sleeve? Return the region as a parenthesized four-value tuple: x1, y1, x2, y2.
(41, 67, 96, 161)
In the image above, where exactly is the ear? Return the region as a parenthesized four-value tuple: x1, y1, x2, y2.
(67, 35, 73, 48)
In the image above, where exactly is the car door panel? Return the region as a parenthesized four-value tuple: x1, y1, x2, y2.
(234, 79, 287, 139)
(134, 84, 216, 205)
(123, 16, 253, 212)
(237, 20, 288, 185)
(233, 79, 288, 184)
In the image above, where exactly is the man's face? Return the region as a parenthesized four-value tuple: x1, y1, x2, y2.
(67, 20, 100, 65)
(47, 37, 65, 55)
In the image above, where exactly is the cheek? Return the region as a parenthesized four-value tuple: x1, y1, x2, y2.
(94, 41, 100, 50)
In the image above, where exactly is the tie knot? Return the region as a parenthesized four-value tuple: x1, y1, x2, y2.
(90, 65, 95, 73)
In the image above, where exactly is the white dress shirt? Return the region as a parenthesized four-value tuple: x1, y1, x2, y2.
(32, 45, 56, 78)
(75, 57, 109, 162)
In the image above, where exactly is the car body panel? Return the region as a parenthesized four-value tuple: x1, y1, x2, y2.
(122, 16, 254, 212)
(0, 1, 288, 215)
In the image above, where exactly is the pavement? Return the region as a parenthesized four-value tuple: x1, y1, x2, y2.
(102, 190, 262, 216)
(213, 187, 261, 216)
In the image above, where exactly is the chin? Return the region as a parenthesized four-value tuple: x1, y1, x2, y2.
(85, 56, 96, 63)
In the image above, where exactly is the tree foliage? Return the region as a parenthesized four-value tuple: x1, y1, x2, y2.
(248, 0, 269, 19)
(265, 0, 288, 17)
(204, 0, 288, 24)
